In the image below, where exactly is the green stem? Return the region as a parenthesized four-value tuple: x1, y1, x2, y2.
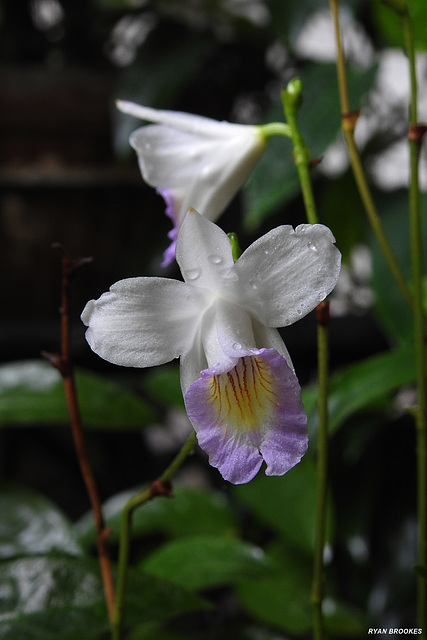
(312, 302, 330, 640)
(400, 4, 427, 630)
(259, 121, 292, 140)
(328, 0, 414, 313)
(281, 79, 319, 225)
(111, 431, 198, 640)
(281, 78, 330, 637)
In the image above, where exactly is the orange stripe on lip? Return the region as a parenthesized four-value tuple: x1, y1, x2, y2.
(206, 355, 279, 433)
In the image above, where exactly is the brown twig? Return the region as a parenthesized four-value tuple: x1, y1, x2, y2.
(42, 244, 115, 624)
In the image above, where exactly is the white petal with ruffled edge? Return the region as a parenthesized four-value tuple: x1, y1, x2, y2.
(82, 277, 208, 368)
(234, 223, 342, 327)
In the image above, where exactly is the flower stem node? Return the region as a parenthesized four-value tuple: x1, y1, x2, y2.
(342, 111, 361, 134)
(149, 479, 173, 499)
(82, 211, 341, 484)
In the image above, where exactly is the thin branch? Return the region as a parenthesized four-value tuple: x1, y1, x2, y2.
(42, 244, 115, 624)
(112, 431, 198, 640)
(311, 301, 331, 640)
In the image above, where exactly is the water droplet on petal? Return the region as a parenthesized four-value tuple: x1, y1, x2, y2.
(264, 249, 269, 255)
(208, 254, 222, 264)
(221, 270, 239, 283)
(308, 241, 318, 252)
(185, 268, 201, 281)
(249, 278, 258, 290)
(232, 342, 242, 350)
(144, 142, 152, 151)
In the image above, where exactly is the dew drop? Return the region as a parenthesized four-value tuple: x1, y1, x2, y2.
(232, 342, 242, 350)
(249, 278, 258, 290)
(264, 249, 269, 255)
(221, 271, 239, 283)
(208, 254, 222, 264)
(307, 241, 318, 252)
(185, 268, 201, 281)
(144, 142, 152, 151)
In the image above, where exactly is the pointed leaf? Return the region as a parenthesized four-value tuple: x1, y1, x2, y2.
(140, 534, 272, 591)
(233, 457, 333, 553)
(236, 541, 312, 635)
(75, 486, 237, 549)
(0, 360, 156, 430)
(304, 343, 420, 439)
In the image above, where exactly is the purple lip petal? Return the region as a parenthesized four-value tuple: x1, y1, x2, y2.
(184, 348, 308, 484)
(157, 188, 179, 266)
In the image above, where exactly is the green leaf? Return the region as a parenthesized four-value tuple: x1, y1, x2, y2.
(304, 343, 420, 439)
(233, 457, 333, 553)
(75, 486, 237, 549)
(236, 542, 312, 635)
(142, 365, 184, 410)
(0, 555, 109, 640)
(243, 62, 377, 230)
(0, 360, 156, 430)
(0, 486, 82, 559)
(140, 534, 272, 591)
(323, 599, 366, 637)
(124, 567, 212, 626)
(370, 0, 427, 51)
(0, 555, 209, 640)
(369, 191, 427, 345)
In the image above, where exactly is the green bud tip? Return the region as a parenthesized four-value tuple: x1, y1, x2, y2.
(227, 232, 242, 263)
(283, 78, 303, 111)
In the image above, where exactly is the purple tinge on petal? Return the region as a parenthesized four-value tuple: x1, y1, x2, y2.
(184, 348, 308, 484)
(157, 188, 178, 267)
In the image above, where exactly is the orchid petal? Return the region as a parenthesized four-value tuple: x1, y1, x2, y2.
(129, 124, 265, 225)
(185, 348, 307, 484)
(251, 320, 294, 371)
(117, 99, 259, 138)
(234, 223, 341, 326)
(176, 209, 235, 292)
(81, 278, 207, 368)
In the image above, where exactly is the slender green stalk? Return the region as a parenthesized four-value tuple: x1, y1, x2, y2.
(399, 3, 427, 629)
(280, 79, 331, 636)
(111, 431, 197, 640)
(281, 79, 318, 225)
(312, 302, 331, 640)
(328, 0, 414, 312)
(259, 121, 292, 139)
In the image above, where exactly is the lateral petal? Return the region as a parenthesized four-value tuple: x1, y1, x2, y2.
(234, 223, 341, 327)
(81, 277, 207, 368)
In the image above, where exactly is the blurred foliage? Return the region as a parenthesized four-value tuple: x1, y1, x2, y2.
(0, 0, 426, 637)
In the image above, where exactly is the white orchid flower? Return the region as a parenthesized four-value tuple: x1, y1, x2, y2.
(116, 100, 278, 266)
(82, 210, 341, 484)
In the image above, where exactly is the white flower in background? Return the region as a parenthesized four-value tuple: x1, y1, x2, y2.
(116, 100, 268, 265)
(82, 210, 341, 484)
